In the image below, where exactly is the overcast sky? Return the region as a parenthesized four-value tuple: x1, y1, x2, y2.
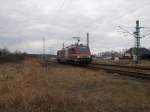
(0, 0, 150, 54)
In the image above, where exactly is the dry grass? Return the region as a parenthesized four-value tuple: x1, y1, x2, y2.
(0, 58, 150, 112)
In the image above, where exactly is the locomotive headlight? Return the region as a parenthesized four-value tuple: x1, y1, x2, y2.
(77, 55, 80, 58)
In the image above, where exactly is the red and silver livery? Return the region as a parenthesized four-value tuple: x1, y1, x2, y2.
(57, 44, 92, 64)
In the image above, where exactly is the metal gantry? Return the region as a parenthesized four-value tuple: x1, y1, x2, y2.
(118, 20, 149, 64)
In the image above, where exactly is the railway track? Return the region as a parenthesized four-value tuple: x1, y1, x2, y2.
(48, 60, 150, 80)
(93, 63, 150, 70)
(85, 64, 150, 80)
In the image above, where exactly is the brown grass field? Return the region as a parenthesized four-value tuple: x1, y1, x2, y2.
(0, 58, 150, 112)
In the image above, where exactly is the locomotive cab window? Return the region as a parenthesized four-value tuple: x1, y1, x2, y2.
(79, 47, 89, 52)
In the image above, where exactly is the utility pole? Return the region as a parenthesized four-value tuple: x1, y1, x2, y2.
(87, 32, 89, 48)
(42, 37, 48, 71)
(118, 20, 149, 64)
(43, 37, 45, 62)
(135, 20, 140, 64)
(134, 20, 144, 64)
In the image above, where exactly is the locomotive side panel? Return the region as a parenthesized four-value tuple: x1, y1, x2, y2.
(65, 48, 69, 61)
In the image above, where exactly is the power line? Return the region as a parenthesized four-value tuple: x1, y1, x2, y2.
(118, 26, 136, 37)
(52, 0, 67, 21)
(58, 0, 66, 10)
(141, 32, 150, 38)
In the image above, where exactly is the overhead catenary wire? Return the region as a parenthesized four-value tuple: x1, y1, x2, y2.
(94, 0, 150, 31)
(142, 32, 150, 38)
(118, 26, 136, 37)
(51, 0, 67, 21)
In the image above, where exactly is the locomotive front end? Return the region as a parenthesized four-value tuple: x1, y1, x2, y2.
(76, 46, 92, 64)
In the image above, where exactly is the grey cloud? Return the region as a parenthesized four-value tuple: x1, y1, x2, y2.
(0, 0, 150, 54)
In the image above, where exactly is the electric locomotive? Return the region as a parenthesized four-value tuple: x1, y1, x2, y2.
(57, 34, 92, 64)
(57, 43, 92, 64)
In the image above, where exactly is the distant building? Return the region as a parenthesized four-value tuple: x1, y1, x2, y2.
(124, 48, 150, 59)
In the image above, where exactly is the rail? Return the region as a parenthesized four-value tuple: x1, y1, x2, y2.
(85, 64, 150, 80)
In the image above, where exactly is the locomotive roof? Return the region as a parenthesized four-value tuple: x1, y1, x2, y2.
(57, 44, 88, 52)
(65, 44, 87, 48)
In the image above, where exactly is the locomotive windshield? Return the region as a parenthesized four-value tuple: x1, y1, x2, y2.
(79, 46, 89, 52)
